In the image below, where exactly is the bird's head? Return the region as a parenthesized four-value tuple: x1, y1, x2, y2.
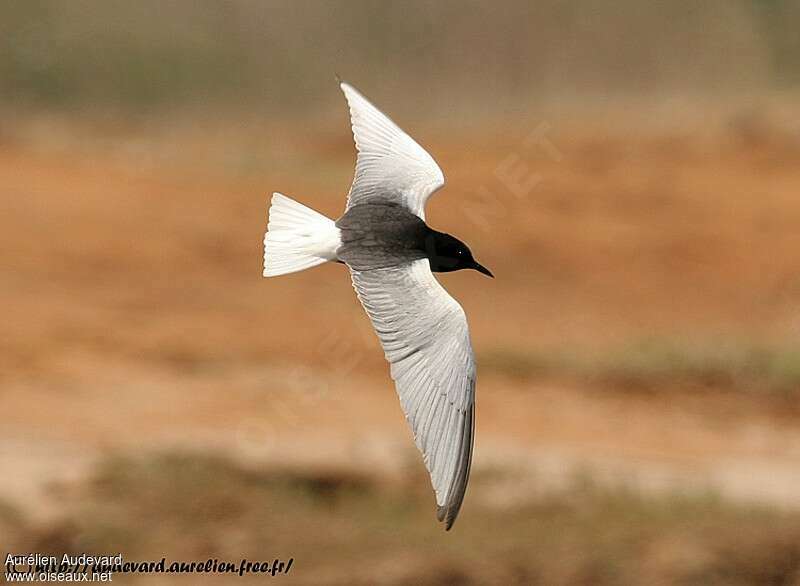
(425, 232, 493, 277)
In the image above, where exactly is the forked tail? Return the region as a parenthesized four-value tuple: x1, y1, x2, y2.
(263, 193, 340, 277)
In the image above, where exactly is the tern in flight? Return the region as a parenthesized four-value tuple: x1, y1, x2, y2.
(263, 81, 492, 529)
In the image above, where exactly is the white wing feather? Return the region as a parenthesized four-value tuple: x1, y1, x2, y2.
(349, 259, 475, 529)
(340, 82, 445, 220)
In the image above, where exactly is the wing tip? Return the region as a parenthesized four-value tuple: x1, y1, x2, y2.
(436, 404, 475, 532)
(435, 486, 465, 531)
(339, 80, 357, 100)
(437, 504, 458, 531)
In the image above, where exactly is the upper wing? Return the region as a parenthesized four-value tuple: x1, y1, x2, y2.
(340, 82, 445, 220)
(349, 259, 475, 530)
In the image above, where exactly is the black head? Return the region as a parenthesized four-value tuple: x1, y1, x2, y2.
(424, 231, 493, 277)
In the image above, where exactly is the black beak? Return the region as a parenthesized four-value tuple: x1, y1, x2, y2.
(472, 262, 494, 278)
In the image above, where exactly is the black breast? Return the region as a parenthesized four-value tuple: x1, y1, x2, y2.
(335, 202, 430, 270)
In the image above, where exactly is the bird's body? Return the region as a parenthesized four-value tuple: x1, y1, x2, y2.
(263, 82, 492, 530)
(337, 202, 428, 270)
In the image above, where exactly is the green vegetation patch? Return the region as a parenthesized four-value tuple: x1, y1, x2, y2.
(483, 338, 800, 394)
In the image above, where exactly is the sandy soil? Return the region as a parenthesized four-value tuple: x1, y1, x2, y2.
(2, 117, 800, 526)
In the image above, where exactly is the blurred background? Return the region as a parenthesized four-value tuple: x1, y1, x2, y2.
(2, 1, 800, 584)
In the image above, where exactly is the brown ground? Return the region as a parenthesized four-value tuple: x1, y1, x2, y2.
(2, 112, 800, 584)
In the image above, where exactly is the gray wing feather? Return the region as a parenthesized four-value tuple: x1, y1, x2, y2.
(340, 82, 445, 220)
(349, 259, 475, 529)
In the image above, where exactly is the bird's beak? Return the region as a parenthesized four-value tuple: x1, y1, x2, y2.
(472, 262, 494, 278)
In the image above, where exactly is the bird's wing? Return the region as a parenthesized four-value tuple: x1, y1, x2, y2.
(340, 82, 445, 220)
(349, 259, 475, 530)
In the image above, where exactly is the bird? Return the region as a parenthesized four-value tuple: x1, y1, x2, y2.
(262, 81, 493, 530)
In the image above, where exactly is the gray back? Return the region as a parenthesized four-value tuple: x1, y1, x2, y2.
(336, 202, 430, 270)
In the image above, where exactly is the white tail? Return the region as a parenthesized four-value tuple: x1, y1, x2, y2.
(263, 193, 340, 277)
